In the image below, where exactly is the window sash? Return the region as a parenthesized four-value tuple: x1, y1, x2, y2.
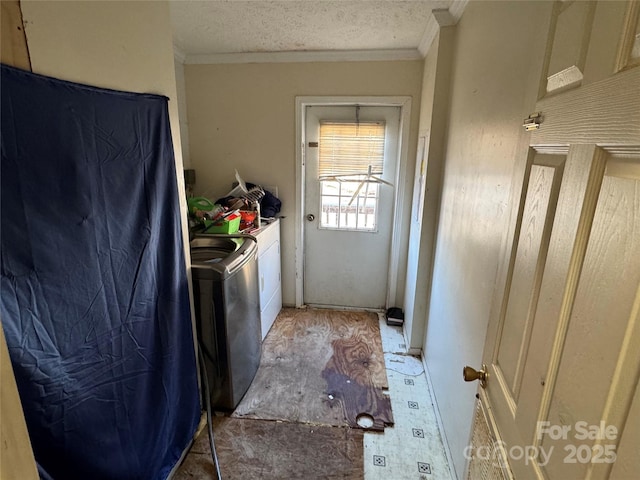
(319, 177, 379, 231)
(318, 121, 385, 178)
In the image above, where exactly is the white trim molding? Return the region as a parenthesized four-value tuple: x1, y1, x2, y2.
(422, 355, 459, 480)
(295, 96, 412, 309)
(177, 2, 468, 65)
(186, 48, 422, 65)
(173, 45, 187, 64)
(448, 0, 469, 21)
(418, 2, 468, 57)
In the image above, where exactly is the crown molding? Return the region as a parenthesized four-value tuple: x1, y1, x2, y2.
(173, 45, 187, 64)
(184, 48, 423, 65)
(449, 0, 469, 21)
(432, 8, 456, 27)
(418, 1, 468, 57)
(179, 1, 469, 65)
(418, 15, 439, 57)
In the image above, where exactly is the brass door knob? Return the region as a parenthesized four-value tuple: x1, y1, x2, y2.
(463, 364, 488, 389)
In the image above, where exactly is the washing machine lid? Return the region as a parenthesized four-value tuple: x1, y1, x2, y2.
(190, 235, 241, 253)
(191, 234, 257, 278)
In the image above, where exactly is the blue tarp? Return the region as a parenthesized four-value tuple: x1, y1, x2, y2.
(0, 64, 200, 479)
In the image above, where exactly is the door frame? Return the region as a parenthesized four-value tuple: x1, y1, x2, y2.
(294, 96, 412, 308)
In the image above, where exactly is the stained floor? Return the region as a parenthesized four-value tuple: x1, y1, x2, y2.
(173, 311, 452, 480)
(174, 416, 364, 479)
(233, 308, 392, 430)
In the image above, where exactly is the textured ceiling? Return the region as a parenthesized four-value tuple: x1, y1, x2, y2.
(170, 0, 453, 56)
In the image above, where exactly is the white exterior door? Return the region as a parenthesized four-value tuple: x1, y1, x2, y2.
(303, 105, 400, 309)
(477, 2, 640, 479)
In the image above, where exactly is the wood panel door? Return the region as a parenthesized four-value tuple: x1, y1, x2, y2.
(480, 2, 640, 479)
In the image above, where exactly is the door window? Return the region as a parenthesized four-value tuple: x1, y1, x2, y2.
(318, 121, 385, 231)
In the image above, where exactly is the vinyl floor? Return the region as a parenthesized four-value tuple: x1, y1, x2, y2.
(364, 316, 453, 480)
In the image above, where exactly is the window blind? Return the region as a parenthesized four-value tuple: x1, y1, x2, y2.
(318, 121, 385, 177)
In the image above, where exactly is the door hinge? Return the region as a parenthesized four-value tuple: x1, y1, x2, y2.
(523, 112, 542, 131)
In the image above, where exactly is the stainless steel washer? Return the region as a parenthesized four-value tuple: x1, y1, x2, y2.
(190, 234, 261, 410)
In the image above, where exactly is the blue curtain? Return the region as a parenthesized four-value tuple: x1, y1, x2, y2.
(0, 64, 200, 479)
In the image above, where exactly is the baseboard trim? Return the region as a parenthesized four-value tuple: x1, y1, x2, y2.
(407, 347, 422, 356)
(422, 356, 459, 480)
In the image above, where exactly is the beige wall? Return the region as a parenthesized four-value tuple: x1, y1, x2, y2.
(403, 26, 455, 352)
(422, 1, 552, 477)
(174, 57, 192, 168)
(21, 0, 183, 168)
(185, 60, 424, 305)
